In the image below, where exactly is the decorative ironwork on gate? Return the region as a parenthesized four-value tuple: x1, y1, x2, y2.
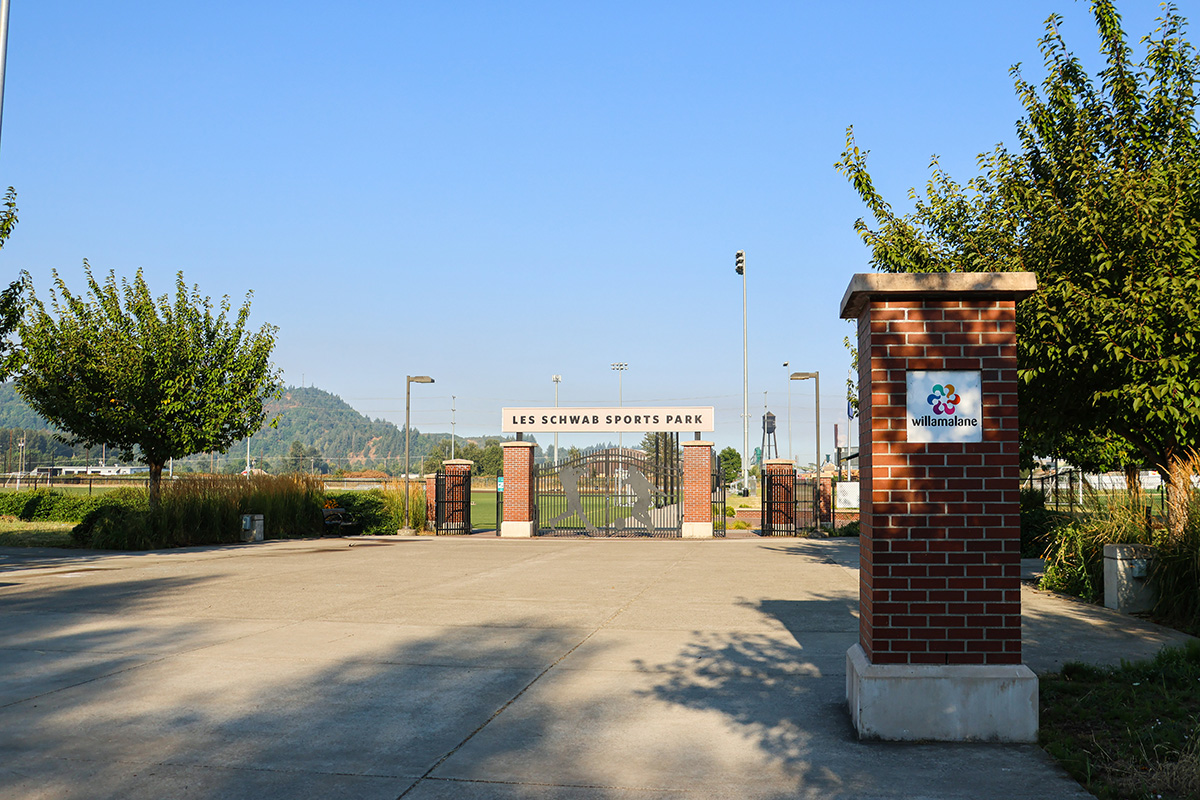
(533, 447, 683, 537)
(761, 469, 819, 536)
(434, 468, 471, 534)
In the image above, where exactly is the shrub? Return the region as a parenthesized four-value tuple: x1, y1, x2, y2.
(327, 482, 424, 535)
(831, 519, 860, 537)
(0, 489, 125, 524)
(1020, 487, 1073, 557)
(731, 519, 751, 530)
(1040, 521, 1106, 602)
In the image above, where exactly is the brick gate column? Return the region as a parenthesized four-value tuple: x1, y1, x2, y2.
(840, 272, 1038, 742)
(500, 442, 536, 538)
(681, 440, 714, 538)
(424, 473, 437, 531)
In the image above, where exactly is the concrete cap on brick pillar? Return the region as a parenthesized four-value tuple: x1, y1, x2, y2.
(500, 442, 537, 450)
(839, 272, 1038, 319)
(681, 441, 713, 448)
(443, 459, 474, 469)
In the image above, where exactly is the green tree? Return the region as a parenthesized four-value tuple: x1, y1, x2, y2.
(639, 432, 680, 462)
(836, 1, 1200, 534)
(423, 439, 449, 474)
(16, 264, 282, 509)
(0, 189, 23, 380)
(718, 446, 741, 484)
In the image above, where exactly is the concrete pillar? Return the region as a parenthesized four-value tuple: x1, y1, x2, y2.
(500, 442, 536, 538)
(681, 440, 714, 538)
(839, 271, 1039, 742)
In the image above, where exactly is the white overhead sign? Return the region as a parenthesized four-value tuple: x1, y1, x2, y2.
(906, 371, 982, 443)
(502, 407, 715, 433)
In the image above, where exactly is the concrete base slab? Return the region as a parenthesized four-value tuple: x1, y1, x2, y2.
(846, 644, 1038, 742)
(681, 521, 713, 538)
(500, 521, 535, 538)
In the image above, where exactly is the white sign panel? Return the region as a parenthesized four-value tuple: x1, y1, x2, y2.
(502, 407, 715, 433)
(906, 371, 982, 443)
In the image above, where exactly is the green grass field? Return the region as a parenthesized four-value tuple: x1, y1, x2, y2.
(471, 490, 498, 531)
(0, 517, 76, 547)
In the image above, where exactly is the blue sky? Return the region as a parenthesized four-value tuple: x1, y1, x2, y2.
(2, 1, 1192, 463)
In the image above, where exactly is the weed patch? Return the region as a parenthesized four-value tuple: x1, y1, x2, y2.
(1041, 641, 1200, 799)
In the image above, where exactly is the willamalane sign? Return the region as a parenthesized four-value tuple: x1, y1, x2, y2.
(905, 371, 982, 443)
(502, 407, 715, 433)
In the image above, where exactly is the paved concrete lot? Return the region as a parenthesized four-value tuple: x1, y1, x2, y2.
(0, 536, 1192, 799)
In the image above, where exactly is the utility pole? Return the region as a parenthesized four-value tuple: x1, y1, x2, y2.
(451, 395, 456, 460)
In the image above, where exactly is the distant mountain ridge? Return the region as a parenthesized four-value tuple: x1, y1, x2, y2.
(0, 382, 500, 472)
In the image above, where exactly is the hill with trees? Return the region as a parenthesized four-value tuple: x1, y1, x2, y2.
(0, 382, 534, 476)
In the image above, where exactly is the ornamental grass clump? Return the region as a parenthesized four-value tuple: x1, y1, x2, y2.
(1040, 481, 1158, 602)
(1038, 453, 1200, 631)
(72, 474, 326, 549)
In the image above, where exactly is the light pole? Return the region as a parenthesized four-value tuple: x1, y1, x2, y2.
(790, 372, 820, 481)
(611, 363, 627, 450)
(784, 361, 793, 463)
(404, 375, 434, 531)
(736, 250, 748, 491)
(552, 375, 562, 466)
(450, 395, 456, 460)
(0, 0, 11, 155)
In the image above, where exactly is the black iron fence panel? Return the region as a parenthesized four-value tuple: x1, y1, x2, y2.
(761, 470, 819, 536)
(533, 449, 683, 537)
(434, 468, 471, 534)
(713, 455, 728, 537)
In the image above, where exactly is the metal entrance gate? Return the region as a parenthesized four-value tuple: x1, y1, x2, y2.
(434, 467, 471, 534)
(533, 448, 683, 537)
(761, 470, 819, 536)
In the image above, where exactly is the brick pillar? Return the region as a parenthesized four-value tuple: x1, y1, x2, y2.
(840, 271, 1039, 743)
(819, 476, 833, 526)
(762, 460, 795, 531)
(681, 440, 714, 538)
(500, 442, 536, 538)
(424, 474, 437, 531)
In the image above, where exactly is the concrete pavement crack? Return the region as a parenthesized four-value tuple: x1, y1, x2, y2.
(394, 547, 696, 799)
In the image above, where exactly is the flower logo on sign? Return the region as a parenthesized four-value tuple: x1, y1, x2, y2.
(927, 383, 960, 415)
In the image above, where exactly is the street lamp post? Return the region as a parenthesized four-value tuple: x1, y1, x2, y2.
(404, 375, 434, 531)
(783, 361, 792, 463)
(450, 395, 456, 460)
(611, 363, 627, 450)
(790, 371, 820, 481)
(735, 250, 748, 491)
(552, 375, 562, 466)
(0, 0, 12, 155)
